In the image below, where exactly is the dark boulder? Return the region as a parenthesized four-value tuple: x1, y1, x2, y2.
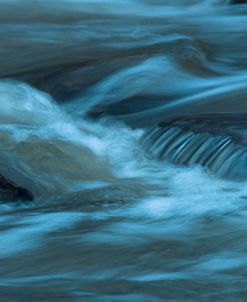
(0, 175, 34, 202)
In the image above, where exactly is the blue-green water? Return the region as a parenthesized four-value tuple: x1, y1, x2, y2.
(0, 0, 247, 301)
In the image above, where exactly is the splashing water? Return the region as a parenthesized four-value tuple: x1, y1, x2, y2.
(1, 0, 247, 301)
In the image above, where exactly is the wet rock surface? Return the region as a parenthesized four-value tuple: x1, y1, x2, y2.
(0, 175, 34, 202)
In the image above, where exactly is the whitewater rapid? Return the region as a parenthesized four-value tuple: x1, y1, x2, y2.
(1, 0, 247, 301)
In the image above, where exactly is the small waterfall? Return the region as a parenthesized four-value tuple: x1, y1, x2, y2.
(141, 114, 247, 180)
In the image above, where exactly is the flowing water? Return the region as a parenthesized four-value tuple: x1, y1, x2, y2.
(1, 0, 247, 301)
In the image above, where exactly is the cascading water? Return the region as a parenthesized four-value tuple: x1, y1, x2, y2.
(0, 0, 247, 301)
(140, 114, 247, 180)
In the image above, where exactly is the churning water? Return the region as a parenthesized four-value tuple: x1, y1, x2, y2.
(1, 0, 247, 301)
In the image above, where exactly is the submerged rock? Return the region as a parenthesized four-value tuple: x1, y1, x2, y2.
(140, 114, 247, 180)
(0, 175, 34, 202)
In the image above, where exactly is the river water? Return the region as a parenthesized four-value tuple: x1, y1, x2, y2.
(0, 0, 247, 301)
